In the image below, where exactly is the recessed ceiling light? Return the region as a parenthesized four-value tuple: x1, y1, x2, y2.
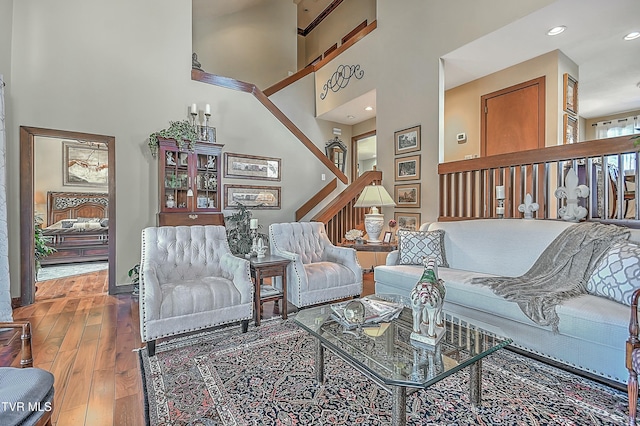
(547, 26, 566, 36)
(347, 115, 355, 120)
(364, 106, 373, 111)
(624, 31, 640, 41)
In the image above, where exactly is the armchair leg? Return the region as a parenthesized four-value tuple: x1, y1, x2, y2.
(147, 340, 156, 357)
(629, 370, 638, 425)
(241, 320, 249, 333)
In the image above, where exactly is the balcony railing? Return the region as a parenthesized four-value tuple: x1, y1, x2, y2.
(438, 135, 639, 226)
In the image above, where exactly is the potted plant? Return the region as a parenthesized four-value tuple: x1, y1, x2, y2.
(34, 215, 56, 280)
(128, 264, 140, 296)
(148, 120, 199, 157)
(225, 203, 268, 257)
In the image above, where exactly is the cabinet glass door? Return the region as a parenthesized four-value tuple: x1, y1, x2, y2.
(163, 149, 190, 210)
(195, 153, 218, 210)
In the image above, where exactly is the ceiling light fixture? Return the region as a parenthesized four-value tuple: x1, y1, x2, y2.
(547, 26, 566, 36)
(364, 106, 373, 111)
(624, 31, 640, 41)
(347, 115, 355, 119)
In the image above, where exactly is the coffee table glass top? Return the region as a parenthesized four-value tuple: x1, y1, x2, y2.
(294, 294, 512, 389)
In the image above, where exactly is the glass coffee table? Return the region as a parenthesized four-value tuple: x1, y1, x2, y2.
(293, 295, 512, 426)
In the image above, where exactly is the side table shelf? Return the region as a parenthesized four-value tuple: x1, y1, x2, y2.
(341, 241, 398, 273)
(248, 255, 291, 326)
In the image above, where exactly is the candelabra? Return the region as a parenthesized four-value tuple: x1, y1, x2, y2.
(189, 103, 216, 143)
(203, 110, 211, 141)
(189, 103, 197, 126)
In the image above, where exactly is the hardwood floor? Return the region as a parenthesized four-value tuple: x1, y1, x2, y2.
(5, 270, 375, 425)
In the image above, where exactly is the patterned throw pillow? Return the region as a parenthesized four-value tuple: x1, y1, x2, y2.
(397, 229, 448, 267)
(586, 241, 640, 305)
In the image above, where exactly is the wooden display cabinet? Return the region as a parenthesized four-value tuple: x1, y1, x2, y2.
(157, 138, 225, 226)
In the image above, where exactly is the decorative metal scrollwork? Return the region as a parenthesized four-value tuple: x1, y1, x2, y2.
(54, 196, 108, 210)
(319, 65, 364, 100)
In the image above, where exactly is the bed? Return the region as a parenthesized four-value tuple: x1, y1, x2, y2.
(39, 191, 109, 266)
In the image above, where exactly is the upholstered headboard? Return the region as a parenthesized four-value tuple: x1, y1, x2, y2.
(46, 191, 109, 225)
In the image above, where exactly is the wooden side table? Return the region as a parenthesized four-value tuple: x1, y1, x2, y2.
(341, 241, 398, 272)
(249, 255, 291, 326)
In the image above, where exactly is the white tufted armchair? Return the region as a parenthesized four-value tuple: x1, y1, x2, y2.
(269, 222, 362, 308)
(139, 225, 253, 356)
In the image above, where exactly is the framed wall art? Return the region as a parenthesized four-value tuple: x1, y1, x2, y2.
(563, 73, 578, 114)
(394, 125, 421, 155)
(394, 183, 421, 208)
(224, 152, 281, 181)
(563, 113, 578, 144)
(395, 155, 421, 181)
(394, 212, 421, 232)
(63, 141, 108, 187)
(224, 184, 281, 209)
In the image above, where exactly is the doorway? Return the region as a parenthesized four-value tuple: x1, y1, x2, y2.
(20, 126, 116, 306)
(351, 130, 376, 182)
(481, 76, 545, 157)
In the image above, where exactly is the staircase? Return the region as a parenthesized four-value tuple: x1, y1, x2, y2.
(309, 170, 382, 244)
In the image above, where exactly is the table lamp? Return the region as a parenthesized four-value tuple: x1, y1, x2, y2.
(354, 184, 396, 243)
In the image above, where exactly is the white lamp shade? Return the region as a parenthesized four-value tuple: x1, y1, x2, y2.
(354, 185, 396, 209)
(355, 185, 396, 243)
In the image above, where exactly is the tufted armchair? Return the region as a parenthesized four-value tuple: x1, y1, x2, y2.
(0, 321, 54, 426)
(139, 225, 253, 356)
(269, 222, 362, 308)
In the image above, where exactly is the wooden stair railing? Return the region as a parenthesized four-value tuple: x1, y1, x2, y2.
(263, 20, 377, 97)
(296, 178, 338, 221)
(310, 170, 382, 244)
(191, 70, 348, 184)
(438, 135, 640, 226)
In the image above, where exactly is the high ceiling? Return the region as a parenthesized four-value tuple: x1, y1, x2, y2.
(194, 0, 640, 124)
(296, 0, 335, 30)
(443, 0, 640, 119)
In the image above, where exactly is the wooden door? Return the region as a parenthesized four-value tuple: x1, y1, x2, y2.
(481, 77, 545, 157)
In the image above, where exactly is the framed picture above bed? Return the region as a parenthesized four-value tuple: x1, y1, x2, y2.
(63, 141, 109, 187)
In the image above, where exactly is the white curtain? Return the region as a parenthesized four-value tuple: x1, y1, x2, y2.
(594, 115, 640, 139)
(0, 75, 13, 321)
(596, 115, 640, 173)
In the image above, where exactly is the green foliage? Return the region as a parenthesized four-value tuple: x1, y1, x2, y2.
(632, 134, 640, 147)
(148, 120, 199, 157)
(128, 264, 140, 285)
(225, 203, 268, 256)
(34, 215, 56, 277)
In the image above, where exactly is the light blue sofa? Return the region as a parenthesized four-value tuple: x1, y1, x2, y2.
(374, 219, 640, 385)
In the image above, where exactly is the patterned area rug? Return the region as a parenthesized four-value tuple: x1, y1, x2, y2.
(138, 319, 630, 425)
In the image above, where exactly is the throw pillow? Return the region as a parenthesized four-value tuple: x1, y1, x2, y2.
(586, 241, 640, 305)
(397, 229, 448, 267)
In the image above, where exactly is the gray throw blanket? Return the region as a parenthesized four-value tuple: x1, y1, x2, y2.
(471, 222, 630, 332)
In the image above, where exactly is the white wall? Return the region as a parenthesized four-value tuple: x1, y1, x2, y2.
(192, 0, 297, 90)
(375, 0, 554, 227)
(5, 0, 556, 297)
(0, 0, 12, 80)
(6, 0, 336, 296)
